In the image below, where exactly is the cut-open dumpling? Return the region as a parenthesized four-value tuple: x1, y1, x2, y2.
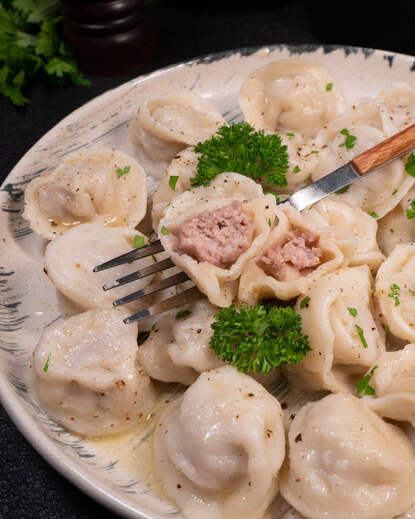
(129, 90, 225, 180)
(154, 365, 285, 519)
(284, 265, 385, 393)
(137, 299, 224, 385)
(159, 173, 275, 307)
(280, 393, 415, 519)
(312, 97, 414, 218)
(23, 147, 147, 240)
(375, 243, 415, 343)
(238, 201, 353, 303)
(239, 59, 345, 138)
(305, 198, 384, 271)
(377, 81, 415, 131)
(43, 223, 156, 312)
(33, 305, 156, 436)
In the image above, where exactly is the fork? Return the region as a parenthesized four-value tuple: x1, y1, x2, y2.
(94, 123, 415, 325)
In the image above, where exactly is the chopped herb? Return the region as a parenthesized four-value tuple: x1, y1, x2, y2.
(268, 218, 272, 227)
(310, 150, 319, 154)
(292, 165, 301, 173)
(285, 132, 295, 138)
(161, 226, 170, 236)
(191, 122, 289, 189)
(300, 296, 311, 309)
(405, 153, 415, 177)
(355, 365, 378, 396)
(151, 254, 158, 262)
(116, 165, 131, 177)
(335, 185, 350, 195)
(385, 325, 390, 335)
(355, 324, 368, 348)
(169, 175, 179, 191)
(134, 235, 145, 248)
(131, 194, 137, 198)
(406, 199, 415, 219)
(392, 189, 398, 195)
(43, 352, 51, 372)
(175, 309, 191, 320)
(409, 288, 415, 295)
(388, 283, 400, 306)
(326, 82, 333, 91)
(339, 128, 357, 149)
(209, 304, 311, 374)
(347, 307, 358, 317)
(368, 211, 378, 219)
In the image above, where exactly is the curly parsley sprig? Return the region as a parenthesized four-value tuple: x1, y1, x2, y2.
(191, 122, 289, 189)
(209, 303, 310, 374)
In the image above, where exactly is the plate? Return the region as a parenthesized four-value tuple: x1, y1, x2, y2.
(1, 44, 415, 519)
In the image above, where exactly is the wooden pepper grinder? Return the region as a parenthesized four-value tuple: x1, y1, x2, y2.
(62, 0, 155, 76)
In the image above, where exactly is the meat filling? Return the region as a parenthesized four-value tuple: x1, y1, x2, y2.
(258, 229, 322, 280)
(177, 201, 255, 268)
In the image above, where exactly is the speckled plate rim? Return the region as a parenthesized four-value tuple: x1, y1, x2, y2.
(1, 43, 415, 519)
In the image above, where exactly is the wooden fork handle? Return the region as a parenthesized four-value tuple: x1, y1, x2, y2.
(351, 123, 415, 175)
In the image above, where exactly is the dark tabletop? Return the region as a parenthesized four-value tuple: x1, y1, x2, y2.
(1, 1, 415, 518)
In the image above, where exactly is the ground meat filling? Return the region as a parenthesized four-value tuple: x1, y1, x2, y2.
(258, 229, 322, 281)
(177, 201, 255, 268)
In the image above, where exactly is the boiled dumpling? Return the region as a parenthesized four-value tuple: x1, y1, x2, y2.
(280, 393, 415, 519)
(239, 59, 345, 138)
(129, 90, 225, 180)
(23, 147, 147, 240)
(33, 305, 156, 436)
(153, 365, 286, 519)
(159, 173, 275, 307)
(284, 265, 385, 393)
(377, 81, 415, 131)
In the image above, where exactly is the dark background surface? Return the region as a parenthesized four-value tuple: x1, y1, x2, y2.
(1, 1, 415, 518)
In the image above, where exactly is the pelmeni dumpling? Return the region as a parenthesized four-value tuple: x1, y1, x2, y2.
(375, 243, 415, 343)
(23, 147, 147, 240)
(129, 90, 225, 180)
(280, 393, 415, 519)
(312, 97, 414, 218)
(377, 81, 415, 130)
(154, 365, 285, 519)
(239, 59, 345, 138)
(33, 305, 156, 436)
(238, 202, 354, 303)
(305, 198, 384, 271)
(44, 223, 155, 311)
(284, 265, 385, 393)
(151, 147, 199, 231)
(159, 173, 275, 307)
(366, 344, 415, 427)
(137, 299, 224, 385)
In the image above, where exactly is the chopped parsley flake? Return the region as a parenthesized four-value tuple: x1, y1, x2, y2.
(355, 324, 368, 348)
(152, 254, 158, 262)
(116, 165, 131, 177)
(300, 296, 311, 309)
(169, 175, 179, 191)
(347, 307, 358, 317)
(355, 365, 378, 396)
(43, 353, 51, 372)
(335, 185, 350, 195)
(292, 165, 301, 173)
(285, 132, 295, 138)
(392, 189, 398, 195)
(388, 284, 400, 306)
(339, 128, 357, 149)
(326, 82, 334, 91)
(161, 226, 170, 236)
(406, 199, 415, 219)
(134, 235, 145, 248)
(385, 325, 390, 335)
(175, 310, 191, 320)
(368, 211, 378, 219)
(405, 153, 415, 177)
(409, 288, 415, 295)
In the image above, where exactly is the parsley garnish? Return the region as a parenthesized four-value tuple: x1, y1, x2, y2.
(175, 309, 191, 320)
(339, 128, 357, 149)
(151, 254, 158, 262)
(388, 284, 400, 306)
(285, 132, 295, 138)
(409, 288, 415, 295)
(392, 188, 398, 195)
(335, 185, 350, 194)
(355, 365, 378, 396)
(300, 296, 311, 309)
(191, 122, 289, 189)
(133, 235, 145, 249)
(326, 82, 333, 91)
(407, 199, 415, 219)
(368, 211, 378, 219)
(43, 352, 51, 372)
(355, 324, 368, 348)
(405, 153, 415, 177)
(385, 324, 390, 335)
(347, 307, 358, 317)
(0, 1, 90, 106)
(169, 175, 179, 191)
(161, 226, 170, 235)
(292, 165, 301, 173)
(209, 304, 310, 374)
(116, 165, 131, 177)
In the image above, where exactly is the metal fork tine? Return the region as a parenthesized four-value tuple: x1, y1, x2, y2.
(113, 271, 190, 307)
(123, 286, 204, 324)
(103, 257, 175, 291)
(93, 240, 164, 272)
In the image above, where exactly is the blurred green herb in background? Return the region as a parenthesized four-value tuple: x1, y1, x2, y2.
(0, 0, 90, 106)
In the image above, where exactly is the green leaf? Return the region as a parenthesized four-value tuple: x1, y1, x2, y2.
(43, 352, 51, 372)
(388, 283, 400, 306)
(355, 365, 378, 396)
(115, 165, 131, 177)
(169, 175, 179, 191)
(175, 309, 191, 320)
(134, 235, 145, 249)
(326, 82, 333, 91)
(405, 153, 415, 177)
(161, 226, 170, 236)
(334, 185, 350, 195)
(35, 17, 59, 59)
(347, 307, 357, 317)
(339, 128, 357, 149)
(300, 296, 310, 309)
(355, 324, 368, 348)
(407, 199, 415, 220)
(12, 0, 60, 24)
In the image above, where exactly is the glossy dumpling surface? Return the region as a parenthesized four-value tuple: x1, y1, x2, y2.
(33, 306, 156, 436)
(280, 393, 415, 519)
(154, 365, 285, 519)
(23, 147, 147, 239)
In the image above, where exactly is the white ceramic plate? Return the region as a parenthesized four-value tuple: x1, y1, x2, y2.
(1, 44, 415, 519)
